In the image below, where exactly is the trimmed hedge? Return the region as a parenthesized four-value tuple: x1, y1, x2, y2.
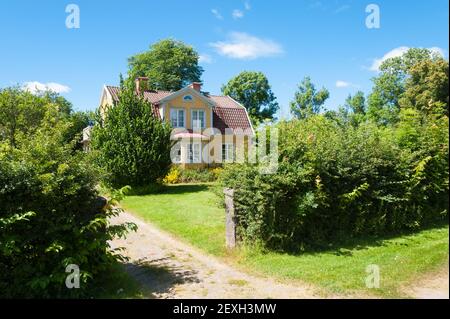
(219, 114, 449, 251)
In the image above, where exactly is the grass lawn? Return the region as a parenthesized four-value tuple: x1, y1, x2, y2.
(121, 183, 449, 298)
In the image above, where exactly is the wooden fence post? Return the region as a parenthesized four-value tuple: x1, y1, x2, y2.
(224, 188, 236, 249)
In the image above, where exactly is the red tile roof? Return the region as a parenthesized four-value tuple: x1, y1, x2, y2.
(105, 86, 253, 133)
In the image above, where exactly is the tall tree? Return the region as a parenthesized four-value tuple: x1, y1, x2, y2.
(290, 77, 329, 119)
(128, 39, 203, 91)
(221, 71, 279, 125)
(399, 57, 449, 116)
(367, 48, 443, 125)
(91, 82, 173, 188)
(0, 87, 47, 148)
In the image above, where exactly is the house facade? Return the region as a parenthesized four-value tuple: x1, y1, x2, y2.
(93, 77, 254, 168)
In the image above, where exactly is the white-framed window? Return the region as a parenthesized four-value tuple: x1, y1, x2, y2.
(222, 143, 234, 162)
(183, 95, 193, 102)
(170, 108, 185, 128)
(171, 142, 182, 164)
(191, 109, 206, 129)
(187, 143, 202, 163)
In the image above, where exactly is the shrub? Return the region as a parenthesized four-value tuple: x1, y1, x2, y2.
(163, 166, 182, 184)
(219, 115, 449, 251)
(163, 166, 219, 184)
(0, 107, 135, 298)
(91, 83, 173, 188)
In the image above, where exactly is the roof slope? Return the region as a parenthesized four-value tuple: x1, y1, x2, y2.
(104, 86, 253, 133)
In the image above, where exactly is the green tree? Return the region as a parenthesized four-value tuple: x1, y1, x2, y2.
(367, 48, 443, 125)
(399, 57, 449, 116)
(290, 77, 329, 119)
(91, 82, 173, 188)
(0, 86, 91, 150)
(128, 39, 203, 91)
(221, 71, 279, 125)
(0, 87, 48, 148)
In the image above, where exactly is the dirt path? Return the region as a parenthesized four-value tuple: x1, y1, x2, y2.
(110, 212, 448, 299)
(404, 263, 449, 299)
(109, 211, 323, 299)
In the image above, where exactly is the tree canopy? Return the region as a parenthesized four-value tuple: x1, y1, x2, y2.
(367, 48, 446, 125)
(221, 71, 279, 125)
(91, 82, 173, 188)
(128, 39, 203, 91)
(290, 76, 329, 119)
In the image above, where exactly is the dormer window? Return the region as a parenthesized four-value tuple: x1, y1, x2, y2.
(183, 95, 193, 102)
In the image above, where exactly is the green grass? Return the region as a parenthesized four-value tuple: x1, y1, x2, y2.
(121, 183, 449, 298)
(121, 183, 226, 256)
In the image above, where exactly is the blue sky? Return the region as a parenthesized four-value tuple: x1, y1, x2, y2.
(0, 0, 448, 118)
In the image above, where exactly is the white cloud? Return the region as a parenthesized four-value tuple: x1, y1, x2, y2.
(336, 80, 359, 88)
(369, 46, 446, 72)
(210, 32, 283, 60)
(211, 9, 223, 20)
(199, 54, 213, 64)
(232, 9, 244, 19)
(244, 1, 251, 10)
(23, 81, 71, 94)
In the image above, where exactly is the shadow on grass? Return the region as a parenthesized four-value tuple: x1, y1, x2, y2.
(276, 221, 449, 258)
(160, 184, 211, 195)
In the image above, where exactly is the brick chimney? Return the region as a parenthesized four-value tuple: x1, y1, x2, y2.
(135, 77, 149, 94)
(190, 82, 202, 92)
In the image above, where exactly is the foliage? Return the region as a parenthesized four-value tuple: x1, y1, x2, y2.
(128, 39, 203, 91)
(367, 48, 445, 125)
(0, 111, 136, 298)
(163, 166, 219, 184)
(163, 166, 182, 184)
(290, 76, 330, 119)
(219, 114, 449, 250)
(0, 87, 92, 150)
(91, 82, 173, 188)
(221, 71, 279, 125)
(399, 57, 449, 116)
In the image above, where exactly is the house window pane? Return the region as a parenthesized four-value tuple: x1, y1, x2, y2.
(178, 110, 184, 127)
(188, 143, 201, 163)
(192, 110, 205, 129)
(193, 144, 201, 163)
(170, 108, 185, 127)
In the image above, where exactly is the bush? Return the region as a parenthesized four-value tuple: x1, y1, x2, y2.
(163, 166, 220, 184)
(219, 115, 449, 251)
(163, 166, 182, 184)
(91, 83, 173, 188)
(0, 105, 135, 298)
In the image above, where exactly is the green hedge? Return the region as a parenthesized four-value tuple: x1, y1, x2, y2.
(219, 114, 449, 251)
(0, 120, 134, 298)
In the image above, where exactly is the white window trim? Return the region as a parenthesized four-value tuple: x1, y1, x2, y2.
(187, 143, 202, 164)
(191, 109, 206, 129)
(170, 108, 185, 128)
